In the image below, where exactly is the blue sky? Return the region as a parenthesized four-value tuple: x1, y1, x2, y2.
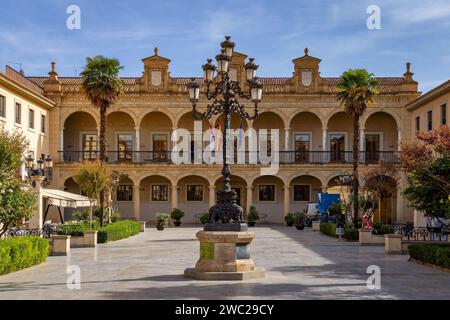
(0, 0, 449, 92)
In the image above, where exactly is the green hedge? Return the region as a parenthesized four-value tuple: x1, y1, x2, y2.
(319, 222, 359, 241)
(97, 220, 140, 243)
(320, 222, 337, 238)
(0, 236, 49, 275)
(408, 243, 450, 269)
(344, 225, 359, 241)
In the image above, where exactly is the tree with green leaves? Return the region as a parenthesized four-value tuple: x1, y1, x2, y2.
(0, 129, 36, 236)
(337, 69, 379, 225)
(399, 126, 450, 222)
(80, 56, 123, 226)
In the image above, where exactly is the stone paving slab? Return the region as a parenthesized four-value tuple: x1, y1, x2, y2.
(0, 226, 449, 300)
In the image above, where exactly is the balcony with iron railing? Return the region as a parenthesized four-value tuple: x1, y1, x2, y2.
(57, 150, 398, 165)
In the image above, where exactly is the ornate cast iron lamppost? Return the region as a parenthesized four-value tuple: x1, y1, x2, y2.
(187, 36, 263, 232)
(25, 154, 53, 187)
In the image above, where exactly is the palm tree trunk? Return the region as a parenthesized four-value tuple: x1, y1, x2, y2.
(99, 102, 108, 227)
(352, 114, 360, 226)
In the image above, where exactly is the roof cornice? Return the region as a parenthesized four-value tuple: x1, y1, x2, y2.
(406, 79, 450, 111)
(0, 72, 55, 109)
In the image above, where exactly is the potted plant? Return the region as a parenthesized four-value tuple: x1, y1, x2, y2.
(170, 208, 185, 227)
(294, 212, 306, 230)
(247, 206, 260, 227)
(156, 213, 170, 231)
(285, 212, 295, 227)
(200, 212, 210, 225)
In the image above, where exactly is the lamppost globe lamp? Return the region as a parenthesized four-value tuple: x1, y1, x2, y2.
(215, 49, 231, 74)
(187, 78, 200, 102)
(202, 59, 216, 83)
(25, 154, 54, 187)
(187, 36, 263, 232)
(249, 78, 263, 103)
(45, 155, 53, 169)
(244, 58, 258, 81)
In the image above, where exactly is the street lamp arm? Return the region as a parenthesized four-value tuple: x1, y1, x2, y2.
(231, 100, 259, 121)
(192, 99, 224, 120)
(229, 80, 251, 100)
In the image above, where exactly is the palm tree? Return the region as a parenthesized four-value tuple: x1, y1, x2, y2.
(81, 56, 123, 226)
(337, 69, 379, 226)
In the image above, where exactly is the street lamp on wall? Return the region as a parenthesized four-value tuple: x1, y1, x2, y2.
(186, 36, 263, 231)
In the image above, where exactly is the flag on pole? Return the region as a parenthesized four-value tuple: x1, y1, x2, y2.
(216, 117, 222, 151)
(238, 119, 243, 148)
(209, 119, 215, 151)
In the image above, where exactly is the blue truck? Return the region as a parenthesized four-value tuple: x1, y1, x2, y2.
(306, 193, 340, 225)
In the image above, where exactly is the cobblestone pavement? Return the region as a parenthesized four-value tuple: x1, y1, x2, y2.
(1, 226, 449, 299)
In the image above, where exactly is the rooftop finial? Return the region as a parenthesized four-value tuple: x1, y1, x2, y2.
(406, 62, 411, 73)
(304, 48, 309, 56)
(51, 61, 56, 73)
(154, 47, 159, 56)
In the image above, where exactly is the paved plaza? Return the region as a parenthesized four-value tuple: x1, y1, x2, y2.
(1, 226, 449, 300)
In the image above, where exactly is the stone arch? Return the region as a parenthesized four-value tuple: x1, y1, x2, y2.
(107, 107, 138, 127)
(289, 111, 324, 152)
(288, 111, 326, 129)
(62, 109, 98, 129)
(363, 110, 400, 129)
(139, 111, 174, 129)
(63, 112, 98, 158)
(363, 111, 399, 155)
(176, 174, 211, 222)
(139, 174, 173, 222)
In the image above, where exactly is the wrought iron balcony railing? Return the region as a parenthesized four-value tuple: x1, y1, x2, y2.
(58, 150, 398, 165)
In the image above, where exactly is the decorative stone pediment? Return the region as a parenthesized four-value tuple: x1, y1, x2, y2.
(139, 47, 171, 92)
(292, 48, 321, 93)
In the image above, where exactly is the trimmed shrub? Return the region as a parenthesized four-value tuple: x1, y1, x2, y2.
(56, 223, 85, 236)
(372, 223, 394, 235)
(320, 222, 337, 238)
(97, 220, 140, 243)
(408, 243, 450, 269)
(344, 225, 359, 241)
(0, 236, 49, 275)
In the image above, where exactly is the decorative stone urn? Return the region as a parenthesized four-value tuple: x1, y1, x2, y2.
(184, 230, 265, 280)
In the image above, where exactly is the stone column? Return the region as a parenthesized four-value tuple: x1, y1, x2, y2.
(208, 185, 216, 208)
(322, 127, 328, 163)
(246, 186, 253, 215)
(132, 184, 140, 221)
(397, 127, 402, 151)
(59, 128, 64, 161)
(360, 127, 365, 163)
(171, 185, 178, 210)
(29, 176, 45, 229)
(283, 185, 290, 216)
(135, 127, 140, 162)
(284, 127, 290, 163)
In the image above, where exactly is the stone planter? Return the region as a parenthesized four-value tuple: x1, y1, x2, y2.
(138, 221, 146, 232)
(174, 221, 182, 227)
(312, 220, 321, 232)
(384, 234, 403, 254)
(156, 225, 164, 231)
(70, 231, 97, 248)
(359, 229, 385, 246)
(50, 235, 71, 256)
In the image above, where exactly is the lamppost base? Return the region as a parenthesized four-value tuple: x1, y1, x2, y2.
(185, 230, 265, 281)
(204, 222, 248, 232)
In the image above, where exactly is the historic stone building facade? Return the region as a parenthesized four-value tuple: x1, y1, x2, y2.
(14, 47, 421, 224)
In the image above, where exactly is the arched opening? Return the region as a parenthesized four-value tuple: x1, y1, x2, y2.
(252, 112, 285, 154)
(364, 112, 398, 163)
(289, 112, 323, 162)
(140, 112, 173, 162)
(327, 175, 350, 202)
(106, 111, 136, 162)
(289, 175, 322, 213)
(252, 175, 284, 223)
(215, 175, 248, 214)
(177, 175, 210, 223)
(326, 112, 353, 162)
(140, 175, 172, 222)
(366, 175, 398, 224)
(63, 112, 97, 162)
